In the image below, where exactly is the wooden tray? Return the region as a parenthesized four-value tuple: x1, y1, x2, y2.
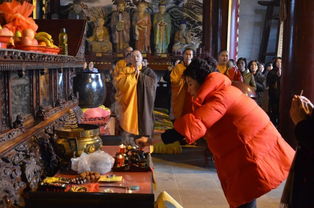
(15, 45, 60, 54)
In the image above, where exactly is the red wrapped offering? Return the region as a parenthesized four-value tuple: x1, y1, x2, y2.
(0, 0, 38, 33)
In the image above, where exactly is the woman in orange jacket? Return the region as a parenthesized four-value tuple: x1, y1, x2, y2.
(160, 58, 295, 208)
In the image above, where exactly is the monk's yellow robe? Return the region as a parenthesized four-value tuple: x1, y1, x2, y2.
(170, 62, 191, 119)
(113, 59, 127, 78)
(114, 65, 139, 135)
(113, 59, 128, 101)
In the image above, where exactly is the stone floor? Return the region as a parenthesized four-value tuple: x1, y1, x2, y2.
(152, 143, 285, 208)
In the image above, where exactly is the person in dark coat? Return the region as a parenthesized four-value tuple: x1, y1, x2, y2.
(249, 60, 266, 107)
(263, 62, 273, 77)
(266, 57, 282, 126)
(237, 57, 256, 91)
(280, 95, 314, 208)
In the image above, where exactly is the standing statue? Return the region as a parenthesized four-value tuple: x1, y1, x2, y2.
(172, 22, 198, 54)
(111, 0, 130, 53)
(132, 1, 151, 53)
(153, 3, 171, 54)
(87, 18, 112, 53)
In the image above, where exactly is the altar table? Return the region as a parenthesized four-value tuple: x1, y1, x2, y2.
(25, 146, 154, 208)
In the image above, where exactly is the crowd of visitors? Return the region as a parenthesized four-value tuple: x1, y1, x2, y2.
(214, 50, 282, 127)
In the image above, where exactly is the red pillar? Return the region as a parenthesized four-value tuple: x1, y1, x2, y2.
(220, 0, 229, 52)
(280, 0, 314, 147)
(228, 0, 240, 60)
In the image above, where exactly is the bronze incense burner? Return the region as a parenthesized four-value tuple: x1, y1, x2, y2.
(54, 124, 103, 161)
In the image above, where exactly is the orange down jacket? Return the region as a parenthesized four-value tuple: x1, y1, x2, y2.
(174, 72, 295, 207)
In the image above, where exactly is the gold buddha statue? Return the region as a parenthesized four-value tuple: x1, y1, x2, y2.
(88, 18, 112, 53)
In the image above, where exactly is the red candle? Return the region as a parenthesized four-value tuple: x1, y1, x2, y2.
(119, 144, 126, 154)
(116, 154, 125, 167)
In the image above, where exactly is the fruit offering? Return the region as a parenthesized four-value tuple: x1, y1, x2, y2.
(0, 25, 14, 48)
(0, 25, 13, 36)
(14, 30, 60, 54)
(35, 31, 58, 48)
(19, 28, 37, 46)
(0, 0, 38, 33)
(0, 1, 62, 54)
(13, 30, 22, 43)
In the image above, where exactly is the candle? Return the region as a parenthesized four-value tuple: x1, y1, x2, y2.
(116, 154, 125, 167)
(119, 144, 126, 153)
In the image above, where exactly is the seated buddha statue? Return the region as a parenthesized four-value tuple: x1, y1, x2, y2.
(172, 22, 198, 54)
(87, 18, 112, 53)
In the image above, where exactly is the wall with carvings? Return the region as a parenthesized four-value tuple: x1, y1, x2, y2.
(59, 0, 203, 55)
(0, 107, 82, 207)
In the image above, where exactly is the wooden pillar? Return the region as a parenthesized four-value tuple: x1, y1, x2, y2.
(203, 0, 229, 58)
(203, 0, 220, 58)
(216, 0, 229, 54)
(227, 0, 240, 60)
(280, 0, 314, 147)
(258, 1, 276, 63)
(203, 0, 213, 55)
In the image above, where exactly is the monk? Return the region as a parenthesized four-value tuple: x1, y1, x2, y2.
(170, 48, 194, 120)
(112, 46, 133, 78)
(217, 50, 243, 82)
(114, 50, 157, 143)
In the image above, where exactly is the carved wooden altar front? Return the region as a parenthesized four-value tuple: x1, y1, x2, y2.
(0, 49, 84, 207)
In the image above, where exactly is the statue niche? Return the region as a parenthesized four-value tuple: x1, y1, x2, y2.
(153, 3, 171, 54)
(87, 18, 112, 53)
(111, 0, 130, 53)
(132, 2, 151, 53)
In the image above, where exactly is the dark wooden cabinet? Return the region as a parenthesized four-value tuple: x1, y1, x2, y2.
(0, 49, 84, 207)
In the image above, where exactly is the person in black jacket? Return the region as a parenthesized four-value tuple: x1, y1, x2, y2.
(266, 57, 282, 126)
(281, 94, 314, 208)
(249, 60, 266, 107)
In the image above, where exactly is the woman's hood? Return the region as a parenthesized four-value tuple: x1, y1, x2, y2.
(193, 72, 231, 106)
